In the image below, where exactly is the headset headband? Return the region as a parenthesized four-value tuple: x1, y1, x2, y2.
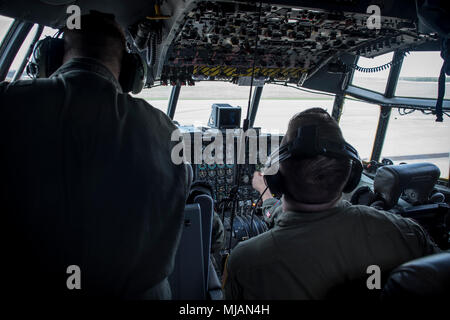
(270, 125, 360, 165)
(27, 36, 147, 94)
(264, 123, 363, 197)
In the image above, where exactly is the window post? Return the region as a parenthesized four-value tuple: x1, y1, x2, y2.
(370, 50, 405, 162)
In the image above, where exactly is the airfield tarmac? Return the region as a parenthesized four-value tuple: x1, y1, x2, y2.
(135, 81, 450, 179)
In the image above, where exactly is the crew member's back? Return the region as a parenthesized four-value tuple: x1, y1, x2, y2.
(0, 13, 186, 298)
(224, 108, 440, 299)
(225, 202, 439, 299)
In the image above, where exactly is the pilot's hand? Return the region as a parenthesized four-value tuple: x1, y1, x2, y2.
(252, 171, 273, 202)
(252, 171, 268, 195)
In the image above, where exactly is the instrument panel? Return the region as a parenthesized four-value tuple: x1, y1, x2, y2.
(181, 127, 282, 212)
(195, 162, 262, 212)
(179, 126, 285, 249)
(158, 0, 436, 85)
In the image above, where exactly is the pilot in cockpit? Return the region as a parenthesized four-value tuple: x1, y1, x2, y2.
(224, 108, 440, 300)
(0, 12, 187, 299)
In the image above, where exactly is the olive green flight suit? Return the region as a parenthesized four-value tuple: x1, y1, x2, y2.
(261, 198, 283, 228)
(224, 200, 440, 299)
(0, 58, 187, 298)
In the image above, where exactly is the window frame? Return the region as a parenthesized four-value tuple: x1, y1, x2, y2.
(0, 19, 34, 81)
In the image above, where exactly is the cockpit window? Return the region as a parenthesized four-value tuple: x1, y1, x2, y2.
(132, 85, 172, 114)
(339, 99, 379, 161)
(4, 24, 39, 81)
(6, 24, 58, 81)
(395, 51, 450, 100)
(380, 109, 450, 179)
(176, 82, 250, 127)
(136, 82, 336, 134)
(351, 52, 394, 94)
(0, 15, 13, 44)
(137, 82, 251, 127)
(253, 85, 334, 134)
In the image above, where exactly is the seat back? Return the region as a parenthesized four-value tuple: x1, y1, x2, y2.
(169, 203, 206, 300)
(325, 270, 392, 301)
(373, 163, 440, 209)
(207, 257, 224, 300)
(398, 203, 449, 249)
(194, 194, 214, 290)
(381, 253, 450, 299)
(184, 163, 194, 196)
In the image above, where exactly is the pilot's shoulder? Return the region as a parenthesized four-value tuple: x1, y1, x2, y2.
(122, 95, 177, 129)
(1, 78, 58, 94)
(348, 204, 423, 233)
(228, 231, 276, 270)
(1, 78, 65, 110)
(1, 79, 33, 90)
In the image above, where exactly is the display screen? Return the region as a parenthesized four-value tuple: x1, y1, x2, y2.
(219, 108, 241, 128)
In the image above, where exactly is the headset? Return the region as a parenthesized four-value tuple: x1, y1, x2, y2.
(263, 124, 363, 199)
(27, 36, 147, 94)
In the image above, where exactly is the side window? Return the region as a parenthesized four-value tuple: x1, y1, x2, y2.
(395, 51, 449, 100)
(6, 24, 59, 81)
(0, 15, 14, 44)
(5, 24, 39, 81)
(351, 52, 394, 94)
(380, 110, 450, 179)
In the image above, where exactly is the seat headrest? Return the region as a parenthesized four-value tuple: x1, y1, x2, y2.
(381, 253, 450, 299)
(373, 163, 440, 210)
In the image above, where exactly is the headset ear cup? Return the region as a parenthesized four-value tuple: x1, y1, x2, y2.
(46, 38, 64, 77)
(343, 159, 363, 193)
(28, 37, 64, 78)
(264, 172, 284, 198)
(28, 39, 47, 78)
(119, 52, 147, 93)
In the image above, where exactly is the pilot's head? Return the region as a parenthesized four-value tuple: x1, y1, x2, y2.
(280, 108, 352, 212)
(63, 12, 126, 80)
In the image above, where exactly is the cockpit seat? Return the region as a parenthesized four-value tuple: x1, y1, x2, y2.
(169, 203, 206, 300)
(169, 199, 222, 300)
(185, 162, 193, 194)
(381, 252, 450, 299)
(373, 163, 440, 210)
(193, 194, 214, 294)
(207, 257, 224, 300)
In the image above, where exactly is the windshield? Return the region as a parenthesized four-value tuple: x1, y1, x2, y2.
(135, 81, 449, 179)
(135, 82, 335, 133)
